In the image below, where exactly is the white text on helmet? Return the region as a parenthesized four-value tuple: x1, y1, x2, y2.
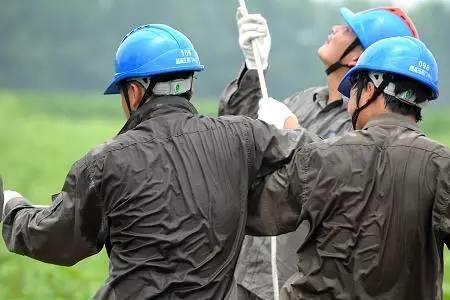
(176, 57, 199, 65)
(409, 65, 432, 79)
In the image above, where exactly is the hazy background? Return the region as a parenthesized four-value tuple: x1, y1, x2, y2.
(1, 0, 449, 101)
(1, 1, 450, 299)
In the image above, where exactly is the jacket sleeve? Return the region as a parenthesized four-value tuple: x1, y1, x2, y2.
(218, 65, 262, 118)
(432, 157, 450, 248)
(246, 119, 318, 236)
(2, 156, 107, 266)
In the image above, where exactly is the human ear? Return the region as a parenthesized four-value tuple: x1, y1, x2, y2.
(128, 83, 145, 110)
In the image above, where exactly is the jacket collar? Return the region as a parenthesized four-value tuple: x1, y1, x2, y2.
(363, 113, 422, 133)
(313, 86, 329, 108)
(118, 95, 198, 135)
(313, 86, 346, 112)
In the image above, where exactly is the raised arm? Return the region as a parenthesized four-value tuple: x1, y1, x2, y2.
(219, 66, 263, 118)
(218, 10, 270, 118)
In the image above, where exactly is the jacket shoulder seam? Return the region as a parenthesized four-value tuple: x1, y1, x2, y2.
(387, 144, 450, 159)
(84, 121, 250, 165)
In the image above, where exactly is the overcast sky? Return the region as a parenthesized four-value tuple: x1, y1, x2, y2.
(313, 0, 449, 9)
(386, 0, 448, 7)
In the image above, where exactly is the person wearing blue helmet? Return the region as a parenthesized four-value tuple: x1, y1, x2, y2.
(219, 6, 420, 300)
(220, 6, 419, 134)
(0, 24, 319, 299)
(338, 36, 438, 129)
(103, 24, 205, 119)
(248, 36, 450, 300)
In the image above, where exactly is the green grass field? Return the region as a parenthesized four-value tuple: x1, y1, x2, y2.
(0, 90, 449, 299)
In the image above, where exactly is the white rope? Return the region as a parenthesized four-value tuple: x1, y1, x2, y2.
(238, 0, 270, 101)
(236, 3, 278, 299)
(270, 236, 280, 300)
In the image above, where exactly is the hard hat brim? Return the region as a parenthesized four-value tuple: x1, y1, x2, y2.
(340, 8, 358, 40)
(340, 7, 356, 27)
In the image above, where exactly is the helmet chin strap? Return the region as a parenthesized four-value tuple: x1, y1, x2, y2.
(351, 76, 390, 130)
(325, 39, 360, 76)
(120, 82, 133, 115)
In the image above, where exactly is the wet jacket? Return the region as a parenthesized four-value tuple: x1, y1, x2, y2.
(1, 96, 317, 300)
(219, 67, 352, 299)
(251, 113, 450, 300)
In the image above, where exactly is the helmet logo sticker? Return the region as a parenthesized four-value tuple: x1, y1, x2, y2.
(404, 89, 414, 100)
(176, 49, 199, 65)
(176, 57, 199, 65)
(409, 61, 432, 79)
(181, 49, 192, 57)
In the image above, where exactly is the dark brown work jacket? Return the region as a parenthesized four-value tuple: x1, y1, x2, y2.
(250, 113, 450, 300)
(1, 96, 317, 300)
(219, 66, 352, 299)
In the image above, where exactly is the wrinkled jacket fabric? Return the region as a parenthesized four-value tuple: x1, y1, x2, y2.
(250, 113, 450, 300)
(219, 67, 352, 299)
(2, 96, 317, 300)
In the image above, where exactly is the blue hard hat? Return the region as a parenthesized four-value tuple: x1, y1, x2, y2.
(104, 24, 204, 95)
(341, 7, 419, 49)
(338, 37, 439, 100)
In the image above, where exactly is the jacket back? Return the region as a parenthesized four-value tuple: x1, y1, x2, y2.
(104, 109, 253, 299)
(2, 96, 317, 300)
(280, 114, 450, 299)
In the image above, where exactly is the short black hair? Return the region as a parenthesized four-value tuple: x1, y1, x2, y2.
(350, 71, 430, 122)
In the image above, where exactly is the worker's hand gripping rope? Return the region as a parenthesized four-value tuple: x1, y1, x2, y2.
(237, 0, 270, 101)
(237, 1, 299, 130)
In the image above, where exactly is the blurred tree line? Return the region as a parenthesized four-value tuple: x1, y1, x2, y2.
(0, 0, 448, 102)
